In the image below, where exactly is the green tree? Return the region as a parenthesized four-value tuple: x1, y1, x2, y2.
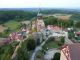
(58, 37, 65, 46)
(27, 37, 36, 51)
(52, 53, 60, 60)
(0, 11, 36, 24)
(60, 37, 65, 44)
(43, 16, 74, 28)
(43, 16, 57, 26)
(75, 21, 80, 28)
(68, 30, 75, 39)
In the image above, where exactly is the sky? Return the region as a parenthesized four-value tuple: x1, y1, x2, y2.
(0, 0, 80, 8)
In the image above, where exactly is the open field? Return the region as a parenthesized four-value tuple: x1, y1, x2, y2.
(4, 20, 21, 31)
(53, 14, 72, 20)
(43, 14, 72, 20)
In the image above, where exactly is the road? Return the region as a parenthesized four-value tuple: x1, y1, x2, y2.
(30, 35, 50, 60)
(44, 48, 60, 60)
(64, 32, 73, 44)
(30, 46, 41, 60)
(51, 31, 73, 44)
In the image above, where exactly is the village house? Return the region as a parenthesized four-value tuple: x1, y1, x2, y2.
(9, 27, 30, 41)
(75, 31, 80, 37)
(47, 25, 62, 33)
(74, 31, 80, 42)
(21, 28, 30, 37)
(9, 32, 23, 41)
(60, 43, 80, 60)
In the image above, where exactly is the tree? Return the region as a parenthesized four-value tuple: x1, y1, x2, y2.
(43, 16, 74, 28)
(0, 11, 36, 24)
(75, 21, 80, 28)
(27, 37, 36, 51)
(43, 16, 57, 26)
(68, 30, 75, 39)
(60, 37, 65, 44)
(57, 19, 74, 28)
(51, 53, 60, 60)
(58, 37, 65, 46)
(16, 46, 29, 60)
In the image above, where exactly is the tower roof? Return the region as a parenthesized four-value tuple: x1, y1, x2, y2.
(37, 8, 42, 17)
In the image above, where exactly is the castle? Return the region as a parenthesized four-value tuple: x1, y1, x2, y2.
(32, 9, 45, 32)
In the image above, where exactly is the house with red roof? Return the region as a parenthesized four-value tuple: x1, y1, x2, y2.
(60, 43, 80, 60)
(75, 32, 80, 37)
(9, 32, 23, 41)
(47, 25, 62, 32)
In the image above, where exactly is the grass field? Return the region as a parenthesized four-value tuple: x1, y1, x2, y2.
(42, 40, 60, 50)
(0, 20, 21, 38)
(4, 20, 21, 31)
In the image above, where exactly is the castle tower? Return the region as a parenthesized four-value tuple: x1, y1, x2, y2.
(36, 8, 45, 31)
(37, 9, 43, 20)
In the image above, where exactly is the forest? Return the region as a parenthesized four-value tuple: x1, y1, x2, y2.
(0, 10, 37, 24)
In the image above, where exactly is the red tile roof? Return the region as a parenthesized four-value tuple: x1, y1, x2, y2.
(9, 32, 23, 40)
(75, 32, 80, 35)
(47, 25, 62, 31)
(61, 43, 80, 60)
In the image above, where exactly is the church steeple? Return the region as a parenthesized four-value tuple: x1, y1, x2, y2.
(34, 8, 45, 32)
(37, 8, 43, 20)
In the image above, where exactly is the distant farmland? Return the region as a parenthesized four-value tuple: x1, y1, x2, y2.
(44, 14, 72, 20)
(0, 25, 7, 32)
(53, 14, 72, 20)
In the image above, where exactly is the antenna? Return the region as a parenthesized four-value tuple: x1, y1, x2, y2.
(37, 8, 40, 16)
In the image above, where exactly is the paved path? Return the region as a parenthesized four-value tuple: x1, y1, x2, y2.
(11, 38, 27, 60)
(30, 46, 42, 60)
(11, 41, 22, 59)
(64, 32, 73, 44)
(44, 49, 60, 60)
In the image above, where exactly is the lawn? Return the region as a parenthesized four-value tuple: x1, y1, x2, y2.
(4, 20, 21, 31)
(43, 41, 59, 50)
